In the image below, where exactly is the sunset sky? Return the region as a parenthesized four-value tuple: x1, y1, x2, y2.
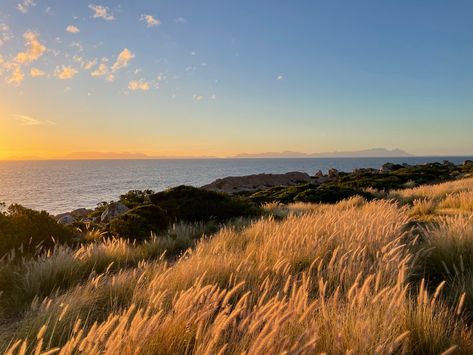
(0, 0, 472, 159)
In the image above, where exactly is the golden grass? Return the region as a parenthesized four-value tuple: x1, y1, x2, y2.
(391, 177, 473, 203)
(3, 180, 473, 353)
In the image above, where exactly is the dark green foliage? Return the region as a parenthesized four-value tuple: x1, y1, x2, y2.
(462, 161, 473, 174)
(108, 205, 168, 240)
(86, 201, 109, 220)
(150, 185, 261, 223)
(0, 204, 74, 256)
(247, 162, 471, 205)
(295, 185, 372, 203)
(338, 163, 454, 190)
(249, 184, 372, 205)
(119, 189, 155, 208)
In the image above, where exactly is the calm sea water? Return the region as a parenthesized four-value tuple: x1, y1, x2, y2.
(0, 157, 471, 215)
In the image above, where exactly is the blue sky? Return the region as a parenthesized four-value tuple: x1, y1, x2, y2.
(0, 0, 472, 158)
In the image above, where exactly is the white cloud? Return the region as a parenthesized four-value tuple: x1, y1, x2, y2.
(55, 65, 78, 80)
(276, 75, 284, 81)
(2, 32, 46, 86)
(111, 48, 134, 72)
(128, 80, 150, 91)
(12, 114, 55, 126)
(5, 63, 24, 86)
(15, 32, 46, 64)
(140, 14, 161, 27)
(17, 0, 36, 13)
(88, 4, 114, 21)
(66, 25, 80, 33)
(30, 67, 45, 77)
(73, 55, 83, 63)
(175, 17, 187, 23)
(193, 94, 204, 101)
(71, 41, 84, 52)
(91, 63, 108, 76)
(0, 24, 12, 47)
(84, 58, 97, 70)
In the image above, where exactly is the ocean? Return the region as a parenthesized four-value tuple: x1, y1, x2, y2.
(0, 157, 471, 215)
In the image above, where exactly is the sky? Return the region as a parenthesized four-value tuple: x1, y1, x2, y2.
(0, 0, 472, 159)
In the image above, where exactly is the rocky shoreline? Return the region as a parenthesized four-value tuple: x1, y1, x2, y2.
(201, 160, 473, 194)
(55, 160, 473, 227)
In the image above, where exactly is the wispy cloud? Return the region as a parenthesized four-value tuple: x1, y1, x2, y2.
(0, 24, 12, 47)
(91, 63, 108, 76)
(88, 4, 114, 21)
(70, 41, 84, 52)
(90, 63, 114, 81)
(12, 114, 55, 126)
(66, 25, 80, 33)
(276, 75, 284, 81)
(111, 48, 134, 72)
(17, 0, 36, 13)
(5, 64, 24, 86)
(83, 58, 97, 70)
(128, 80, 150, 91)
(140, 14, 161, 27)
(30, 67, 46, 77)
(55, 65, 78, 80)
(175, 17, 187, 23)
(15, 32, 47, 64)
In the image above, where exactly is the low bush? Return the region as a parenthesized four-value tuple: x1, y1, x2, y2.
(249, 183, 372, 204)
(150, 185, 261, 223)
(108, 205, 169, 240)
(0, 204, 74, 256)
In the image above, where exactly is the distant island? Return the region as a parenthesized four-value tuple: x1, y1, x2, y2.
(232, 148, 412, 159)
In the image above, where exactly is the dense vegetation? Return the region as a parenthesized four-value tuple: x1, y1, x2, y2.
(247, 161, 473, 204)
(0, 204, 74, 257)
(2, 166, 473, 353)
(107, 186, 260, 239)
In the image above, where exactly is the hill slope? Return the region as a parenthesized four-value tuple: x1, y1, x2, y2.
(2, 178, 473, 353)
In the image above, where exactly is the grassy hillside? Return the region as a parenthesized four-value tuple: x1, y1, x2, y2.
(2, 178, 473, 353)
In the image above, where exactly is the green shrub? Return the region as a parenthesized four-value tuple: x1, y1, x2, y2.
(0, 204, 74, 256)
(108, 205, 169, 240)
(119, 189, 155, 208)
(150, 185, 261, 223)
(249, 184, 372, 205)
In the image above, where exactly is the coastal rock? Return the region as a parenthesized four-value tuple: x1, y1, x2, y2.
(55, 208, 93, 224)
(328, 168, 339, 177)
(71, 208, 93, 218)
(443, 160, 455, 167)
(314, 170, 324, 178)
(450, 171, 461, 177)
(57, 214, 76, 226)
(202, 172, 311, 194)
(464, 160, 473, 166)
(380, 163, 403, 173)
(100, 202, 129, 223)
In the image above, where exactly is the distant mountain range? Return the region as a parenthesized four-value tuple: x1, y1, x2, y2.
(232, 148, 412, 159)
(3, 148, 412, 160)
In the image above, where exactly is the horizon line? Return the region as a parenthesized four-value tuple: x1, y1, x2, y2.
(3, 154, 473, 162)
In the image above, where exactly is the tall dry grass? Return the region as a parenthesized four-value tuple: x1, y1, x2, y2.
(390, 177, 473, 204)
(3, 197, 473, 354)
(3, 181, 473, 353)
